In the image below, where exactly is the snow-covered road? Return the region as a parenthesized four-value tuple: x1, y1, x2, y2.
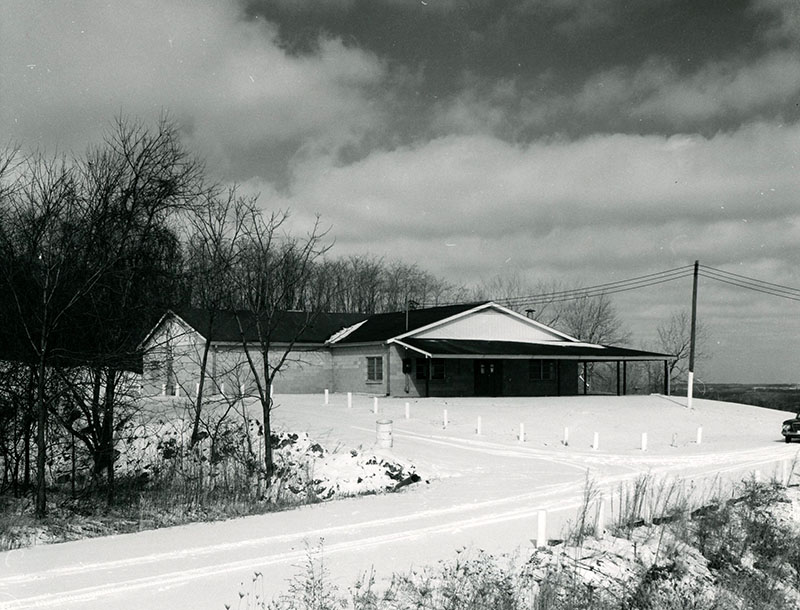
(1, 395, 797, 609)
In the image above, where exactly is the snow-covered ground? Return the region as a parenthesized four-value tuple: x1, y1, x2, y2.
(1, 393, 797, 610)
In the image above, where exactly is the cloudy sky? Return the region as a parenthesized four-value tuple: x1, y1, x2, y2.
(2, 0, 800, 384)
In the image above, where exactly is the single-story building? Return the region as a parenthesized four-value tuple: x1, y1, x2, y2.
(139, 308, 365, 397)
(140, 302, 673, 398)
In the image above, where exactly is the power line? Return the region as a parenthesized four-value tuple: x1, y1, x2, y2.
(495, 265, 695, 307)
(699, 264, 800, 302)
(428, 263, 800, 309)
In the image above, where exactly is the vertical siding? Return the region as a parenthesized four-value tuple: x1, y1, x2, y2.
(414, 309, 564, 342)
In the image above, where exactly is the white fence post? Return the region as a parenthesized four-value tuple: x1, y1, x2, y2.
(641, 432, 648, 452)
(405, 402, 410, 419)
(536, 510, 547, 548)
(443, 409, 448, 429)
(324, 389, 329, 405)
(696, 426, 703, 445)
(476, 416, 482, 435)
(596, 495, 606, 539)
(373, 397, 379, 414)
(347, 392, 353, 409)
(563, 427, 569, 446)
(519, 423, 525, 443)
(592, 432, 599, 450)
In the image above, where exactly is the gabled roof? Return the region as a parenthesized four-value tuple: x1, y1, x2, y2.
(155, 309, 367, 345)
(329, 302, 487, 344)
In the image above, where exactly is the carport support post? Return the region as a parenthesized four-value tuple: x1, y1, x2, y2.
(583, 362, 588, 395)
(623, 361, 627, 395)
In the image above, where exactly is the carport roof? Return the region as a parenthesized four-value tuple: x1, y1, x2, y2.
(396, 338, 673, 361)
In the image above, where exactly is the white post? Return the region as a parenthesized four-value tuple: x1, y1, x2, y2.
(519, 423, 525, 443)
(781, 459, 790, 486)
(687, 371, 694, 409)
(671, 432, 678, 447)
(324, 389, 329, 405)
(161, 383, 166, 396)
(563, 427, 569, 446)
(347, 392, 353, 409)
(641, 432, 648, 452)
(373, 397, 378, 414)
(536, 509, 547, 548)
(443, 409, 448, 429)
(592, 432, 599, 450)
(596, 495, 606, 539)
(476, 416, 482, 435)
(404, 402, 410, 419)
(696, 426, 703, 445)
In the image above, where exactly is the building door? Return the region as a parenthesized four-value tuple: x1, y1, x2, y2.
(474, 360, 503, 396)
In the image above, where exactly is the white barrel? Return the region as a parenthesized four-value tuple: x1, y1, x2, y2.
(376, 419, 393, 448)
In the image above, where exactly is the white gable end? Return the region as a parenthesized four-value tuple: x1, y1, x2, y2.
(144, 314, 201, 349)
(412, 309, 568, 342)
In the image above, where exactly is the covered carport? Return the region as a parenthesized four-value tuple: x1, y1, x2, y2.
(393, 337, 674, 397)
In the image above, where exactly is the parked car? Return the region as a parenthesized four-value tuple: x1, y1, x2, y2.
(781, 413, 800, 443)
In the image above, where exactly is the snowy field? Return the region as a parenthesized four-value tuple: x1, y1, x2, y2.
(1, 393, 798, 610)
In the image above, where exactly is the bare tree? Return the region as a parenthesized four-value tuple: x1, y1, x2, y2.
(182, 188, 249, 446)
(0, 116, 204, 515)
(657, 310, 710, 391)
(230, 206, 331, 482)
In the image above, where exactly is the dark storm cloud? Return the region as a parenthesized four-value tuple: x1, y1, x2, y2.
(3, 0, 800, 381)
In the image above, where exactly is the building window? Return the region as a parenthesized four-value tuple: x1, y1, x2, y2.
(530, 360, 555, 381)
(416, 358, 445, 380)
(367, 356, 383, 382)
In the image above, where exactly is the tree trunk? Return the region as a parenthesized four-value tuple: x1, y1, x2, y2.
(35, 355, 47, 518)
(102, 369, 116, 506)
(262, 379, 274, 482)
(190, 336, 213, 447)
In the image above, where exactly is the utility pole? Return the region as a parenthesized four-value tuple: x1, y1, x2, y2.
(687, 260, 699, 409)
